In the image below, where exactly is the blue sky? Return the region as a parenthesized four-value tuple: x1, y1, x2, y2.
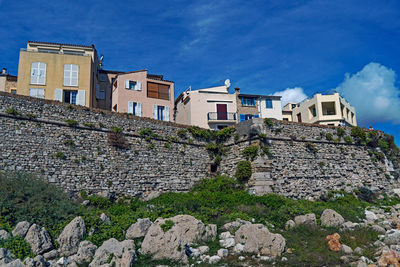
(0, 0, 399, 145)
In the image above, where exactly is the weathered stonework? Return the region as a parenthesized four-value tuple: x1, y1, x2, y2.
(0, 93, 399, 199)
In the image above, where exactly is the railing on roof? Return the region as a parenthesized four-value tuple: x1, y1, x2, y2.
(20, 48, 90, 57)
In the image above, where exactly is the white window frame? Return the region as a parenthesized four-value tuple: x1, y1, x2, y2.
(29, 88, 45, 99)
(30, 62, 46, 85)
(64, 64, 79, 87)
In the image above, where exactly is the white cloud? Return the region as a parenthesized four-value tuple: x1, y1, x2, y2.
(336, 62, 400, 126)
(273, 87, 308, 107)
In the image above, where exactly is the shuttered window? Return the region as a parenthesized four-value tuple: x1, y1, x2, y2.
(30, 62, 46, 85)
(64, 64, 79, 86)
(147, 82, 170, 100)
(29, 88, 45, 99)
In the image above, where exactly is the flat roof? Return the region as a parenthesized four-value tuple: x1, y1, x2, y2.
(28, 41, 95, 49)
(238, 93, 281, 100)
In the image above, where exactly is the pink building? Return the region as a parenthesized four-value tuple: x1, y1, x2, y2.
(112, 70, 174, 121)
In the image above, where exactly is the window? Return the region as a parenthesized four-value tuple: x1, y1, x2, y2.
(125, 80, 141, 91)
(128, 101, 142, 117)
(266, 99, 273, 109)
(291, 104, 297, 109)
(63, 90, 77, 104)
(147, 82, 170, 100)
(30, 62, 46, 85)
(11, 90, 17, 95)
(241, 97, 255, 106)
(63, 50, 85, 56)
(309, 104, 316, 118)
(239, 114, 259, 122)
(29, 88, 44, 99)
(64, 64, 79, 86)
(153, 105, 170, 121)
(322, 102, 336, 116)
(95, 84, 105, 100)
(283, 118, 289, 121)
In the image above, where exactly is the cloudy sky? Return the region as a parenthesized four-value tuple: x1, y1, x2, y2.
(0, 0, 399, 144)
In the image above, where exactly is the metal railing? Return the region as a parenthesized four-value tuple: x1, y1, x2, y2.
(207, 112, 236, 121)
(20, 48, 90, 57)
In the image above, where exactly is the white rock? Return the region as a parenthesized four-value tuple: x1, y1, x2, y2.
(384, 229, 400, 245)
(233, 243, 245, 254)
(294, 213, 316, 226)
(57, 257, 68, 266)
(354, 247, 363, 254)
(340, 244, 353, 254)
(69, 240, 97, 265)
(0, 248, 14, 265)
(365, 210, 378, 221)
(12, 221, 31, 238)
(126, 218, 152, 239)
(0, 229, 10, 240)
(219, 231, 233, 239)
(285, 220, 295, 230)
(90, 238, 136, 267)
(57, 216, 86, 257)
(217, 248, 228, 258)
(25, 224, 53, 255)
(239, 256, 245, 261)
(198, 246, 209, 254)
(219, 237, 235, 248)
(99, 213, 111, 224)
(281, 257, 288, 261)
(260, 256, 271, 261)
(191, 248, 200, 258)
(320, 209, 345, 227)
(371, 224, 386, 234)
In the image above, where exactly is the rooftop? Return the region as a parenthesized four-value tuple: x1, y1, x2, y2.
(28, 41, 95, 49)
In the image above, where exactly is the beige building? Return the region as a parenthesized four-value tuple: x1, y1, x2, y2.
(112, 70, 174, 121)
(174, 84, 237, 130)
(235, 88, 282, 122)
(283, 93, 357, 126)
(0, 68, 17, 94)
(17, 41, 100, 107)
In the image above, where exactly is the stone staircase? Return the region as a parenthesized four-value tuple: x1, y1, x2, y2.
(249, 157, 275, 195)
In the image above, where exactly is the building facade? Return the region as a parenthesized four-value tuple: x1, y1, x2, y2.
(17, 41, 100, 107)
(235, 88, 282, 122)
(95, 69, 119, 111)
(0, 68, 17, 94)
(285, 93, 357, 126)
(111, 70, 174, 122)
(174, 85, 237, 130)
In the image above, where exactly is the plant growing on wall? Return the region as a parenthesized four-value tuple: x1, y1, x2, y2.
(108, 126, 128, 149)
(264, 118, 274, 128)
(337, 128, 345, 138)
(344, 136, 353, 144)
(242, 145, 259, 161)
(305, 142, 318, 154)
(5, 108, 20, 116)
(235, 161, 252, 182)
(177, 129, 187, 139)
(65, 119, 78, 127)
(325, 133, 333, 141)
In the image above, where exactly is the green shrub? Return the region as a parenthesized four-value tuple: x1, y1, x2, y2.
(5, 107, 20, 116)
(64, 139, 75, 146)
(264, 118, 273, 127)
(65, 119, 78, 127)
(0, 236, 34, 260)
(177, 129, 187, 139)
(112, 126, 123, 133)
(344, 136, 353, 144)
(0, 172, 78, 234)
(234, 134, 240, 143)
(83, 122, 96, 128)
(188, 126, 213, 141)
(160, 220, 174, 232)
(325, 133, 333, 141)
(356, 187, 377, 203)
(378, 139, 389, 153)
(305, 142, 318, 154)
(235, 161, 252, 182)
(351, 126, 366, 143)
(215, 127, 236, 142)
(241, 145, 259, 161)
(337, 128, 345, 137)
(139, 128, 152, 137)
(55, 151, 66, 159)
(26, 113, 37, 120)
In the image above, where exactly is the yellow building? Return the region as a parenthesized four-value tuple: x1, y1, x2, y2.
(282, 93, 357, 126)
(17, 41, 100, 107)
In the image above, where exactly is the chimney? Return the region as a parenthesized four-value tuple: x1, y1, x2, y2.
(234, 87, 240, 94)
(2, 68, 6, 74)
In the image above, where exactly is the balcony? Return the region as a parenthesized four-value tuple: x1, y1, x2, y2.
(208, 112, 236, 121)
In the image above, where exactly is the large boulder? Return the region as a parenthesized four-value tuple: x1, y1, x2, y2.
(125, 218, 152, 239)
(321, 209, 345, 227)
(294, 213, 316, 226)
(0, 229, 10, 240)
(57, 216, 86, 256)
(141, 215, 213, 263)
(69, 240, 97, 265)
(365, 210, 378, 221)
(25, 224, 53, 255)
(0, 248, 14, 265)
(384, 229, 400, 245)
(90, 238, 136, 267)
(12, 221, 31, 238)
(234, 224, 286, 256)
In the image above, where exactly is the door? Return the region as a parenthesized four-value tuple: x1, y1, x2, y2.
(297, 113, 302, 122)
(216, 104, 227, 120)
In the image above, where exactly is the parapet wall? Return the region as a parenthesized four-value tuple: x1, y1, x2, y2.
(0, 92, 398, 199)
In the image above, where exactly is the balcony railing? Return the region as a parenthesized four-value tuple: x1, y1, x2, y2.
(208, 112, 236, 121)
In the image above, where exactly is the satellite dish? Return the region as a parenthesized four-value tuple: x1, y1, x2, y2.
(224, 79, 231, 88)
